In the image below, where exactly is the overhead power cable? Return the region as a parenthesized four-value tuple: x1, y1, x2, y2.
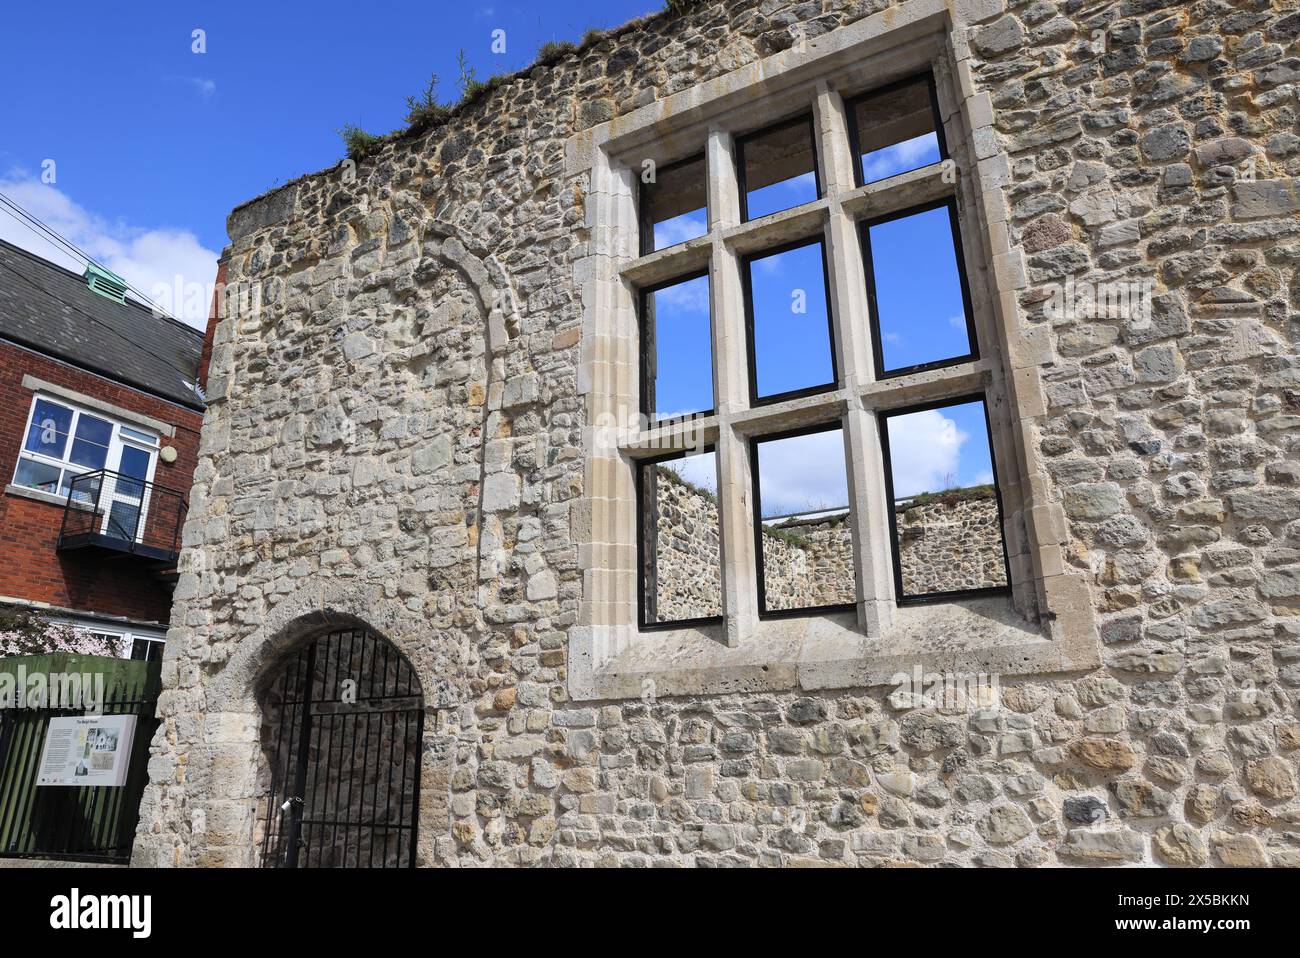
(0, 189, 175, 319)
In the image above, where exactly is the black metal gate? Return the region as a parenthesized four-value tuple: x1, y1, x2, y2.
(259, 628, 424, 868)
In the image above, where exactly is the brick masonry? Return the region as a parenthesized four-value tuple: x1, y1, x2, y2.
(135, 0, 1300, 868)
(0, 340, 203, 624)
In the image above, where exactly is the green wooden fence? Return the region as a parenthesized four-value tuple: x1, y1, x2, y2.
(0, 653, 160, 863)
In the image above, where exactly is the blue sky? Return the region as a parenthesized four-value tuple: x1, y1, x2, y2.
(4, 2, 992, 504)
(648, 156, 990, 508)
(0, 0, 657, 326)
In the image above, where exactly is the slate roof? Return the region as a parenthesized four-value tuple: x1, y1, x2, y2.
(0, 238, 205, 410)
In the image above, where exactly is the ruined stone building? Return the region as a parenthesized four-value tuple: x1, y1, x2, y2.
(134, 0, 1300, 867)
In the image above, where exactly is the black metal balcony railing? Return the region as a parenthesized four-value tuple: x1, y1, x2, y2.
(56, 469, 188, 566)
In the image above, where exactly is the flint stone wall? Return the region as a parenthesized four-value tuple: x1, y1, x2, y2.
(896, 492, 1008, 595)
(761, 516, 856, 610)
(136, 0, 1300, 869)
(648, 470, 722, 622)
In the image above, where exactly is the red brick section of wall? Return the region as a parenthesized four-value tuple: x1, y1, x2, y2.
(0, 340, 203, 624)
(198, 259, 227, 392)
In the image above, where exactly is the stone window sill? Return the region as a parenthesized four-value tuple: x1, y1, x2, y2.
(4, 483, 93, 512)
(570, 591, 1094, 701)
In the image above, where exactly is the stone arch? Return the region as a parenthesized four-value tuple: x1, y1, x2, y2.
(412, 221, 520, 354)
(135, 585, 459, 868)
(254, 617, 426, 867)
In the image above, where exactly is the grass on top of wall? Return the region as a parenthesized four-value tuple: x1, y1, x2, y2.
(895, 484, 997, 511)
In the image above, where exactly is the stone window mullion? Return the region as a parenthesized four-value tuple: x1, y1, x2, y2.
(813, 82, 895, 634)
(583, 148, 640, 660)
(706, 126, 758, 645)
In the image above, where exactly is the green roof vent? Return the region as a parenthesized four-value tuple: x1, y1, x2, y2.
(84, 263, 128, 304)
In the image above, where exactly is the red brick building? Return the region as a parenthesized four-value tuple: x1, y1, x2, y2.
(0, 239, 205, 659)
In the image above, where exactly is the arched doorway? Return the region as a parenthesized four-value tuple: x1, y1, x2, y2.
(258, 627, 424, 868)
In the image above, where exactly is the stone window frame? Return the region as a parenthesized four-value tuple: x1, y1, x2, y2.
(733, 112, 824, 223)
(877, 392, 1012, 604)
(569, 0, 1100, 702)
(748, 419, 857, 620)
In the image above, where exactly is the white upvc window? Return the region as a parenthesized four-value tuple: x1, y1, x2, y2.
(13, 393, 161, 538)
(56, 621, 167, 662)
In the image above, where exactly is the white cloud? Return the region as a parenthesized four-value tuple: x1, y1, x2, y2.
(757, 429, 850, 518)
(0, 172, 218, 329)
(165, 74, 217, 99)
(886, 408, 968, 498)
(755, 250, 785, 276)
(654, 273, 709, 315)
(653, 211, 707, 248)
(662, 450, 717, 494)
(189, 77, 217, 98)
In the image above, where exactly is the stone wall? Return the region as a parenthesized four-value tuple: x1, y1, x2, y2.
(653, 480, 1007, 609)
(647, 468, 722, 623)
(761, 515, 856, 611)
(896, 491, 1008, 595)
(137, 0, 1300, 869)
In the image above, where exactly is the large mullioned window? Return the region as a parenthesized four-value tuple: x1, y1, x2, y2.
(632, 71, 1011, 630)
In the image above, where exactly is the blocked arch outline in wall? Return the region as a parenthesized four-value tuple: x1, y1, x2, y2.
(411, 220, 521, 355)
(139, 211, 526, 867)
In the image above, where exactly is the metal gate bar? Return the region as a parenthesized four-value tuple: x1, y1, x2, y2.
(260, 629, 424, 868)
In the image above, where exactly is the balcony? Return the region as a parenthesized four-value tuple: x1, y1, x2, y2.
(56, 469, 188, 567)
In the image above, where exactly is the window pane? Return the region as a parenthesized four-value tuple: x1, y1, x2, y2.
(865, 203, 973, 374)
(643, 273, 713, 421)
(641, 451, 721, 624)
(851, 77, 942, 185)
(69, 438, 110, 469)
(641, 154, 707, 254)
(118, 445, 152, 481)
(739, 116, 818, 220)
(62, 471, 101, 504)
(14, 457, 62, 494)
(884, 399, 1008, 598)
(24, 399, 73, 458)
(69, 412, 112, 468)
(754, 427, 855, 613)
(119, 425, 157, 445)
(747, 239, 834, 402)
(107, 501, 142, 539)
(132, 639, 164, 663)
(74, 413, 113, 446)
